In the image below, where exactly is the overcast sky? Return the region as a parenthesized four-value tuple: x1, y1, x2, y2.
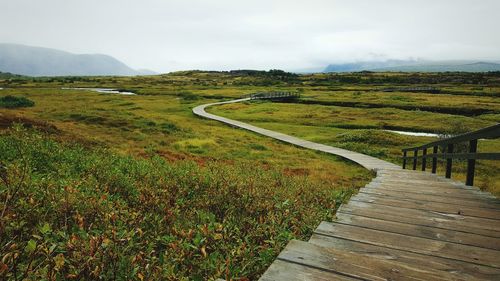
(1, 0, 499, 72)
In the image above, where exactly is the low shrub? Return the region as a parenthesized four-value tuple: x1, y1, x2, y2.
(0, 126, 354, 280)
(0, 95, 35, 108)
(177, 91, 199, 101)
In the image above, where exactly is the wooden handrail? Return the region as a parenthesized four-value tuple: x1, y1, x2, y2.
(243, 91, 300, 100)
(403, 152, 500, 160)
(402, 124, 500, 152)
(401, 124, 500, 186)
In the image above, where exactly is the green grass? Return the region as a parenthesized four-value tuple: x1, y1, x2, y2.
(210, 100, 500, 195)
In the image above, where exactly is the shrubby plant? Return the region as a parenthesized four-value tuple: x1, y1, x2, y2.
(0, 95, 35, 108)
(0, 126, 351, 280)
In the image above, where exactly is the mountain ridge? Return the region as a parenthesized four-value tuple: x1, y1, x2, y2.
(324, 60, 500, 73)
(0, 43, 150, 76)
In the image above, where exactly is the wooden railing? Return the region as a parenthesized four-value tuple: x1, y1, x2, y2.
(402, 124, 500, 186)
(382, 87, 440, 94)
(243, 92, 300, 100)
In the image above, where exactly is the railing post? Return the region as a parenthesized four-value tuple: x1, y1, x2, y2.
(421, 148, 427, 171)
(445, 143, 454, 178)
(412, 149, 418, 170)
(431, 146, 438, 174)
(466, 139, 478, 186)
(402, 151, 407, 169)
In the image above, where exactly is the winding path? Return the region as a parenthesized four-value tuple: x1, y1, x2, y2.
(193, 99, 500, 280)
(193, 98, 399, 170)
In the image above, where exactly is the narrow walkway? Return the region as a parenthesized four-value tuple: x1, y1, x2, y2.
(193, 99, 500, 280)
(193, 99, 399, 171)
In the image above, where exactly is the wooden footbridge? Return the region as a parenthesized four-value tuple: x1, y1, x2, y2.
(193, 94, 500, 280)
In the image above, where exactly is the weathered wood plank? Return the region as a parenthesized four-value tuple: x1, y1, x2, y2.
(334, 213, 500, 250)
(276, 240, 463, 280)
(370, 180, 495, 197)
(357, 188, 500, 210)
(364, 183, 500, 202)
(375, 177, 448, 182)
(315, 222, 500, 268)
(339, 200, 500, 236)
(369, 179, 498, 198)
(359, 189, 500, 209)
(309, 234, 500, 280)
(368, 177, 491, 190)
(259, 259, 359, 281)
(351, 192, 500, 220)
(375, 176, 449, 183)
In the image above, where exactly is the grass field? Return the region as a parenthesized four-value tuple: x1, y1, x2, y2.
(0, 71, 499, 280)
(210, 100, 500, 194)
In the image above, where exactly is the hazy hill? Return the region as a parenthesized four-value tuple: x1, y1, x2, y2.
(323, 60, 417, 72)
(0, 43, 145, 76)
(374, 61, 500, 72)
(324, 60, 500, 73)
(0, 71, 25, 79)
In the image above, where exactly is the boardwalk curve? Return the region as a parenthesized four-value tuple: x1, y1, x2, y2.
(193, 98, 500, 280)
(193, 98, 399, 170)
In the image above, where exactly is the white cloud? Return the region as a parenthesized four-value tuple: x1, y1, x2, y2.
(1, 0, 499, 72)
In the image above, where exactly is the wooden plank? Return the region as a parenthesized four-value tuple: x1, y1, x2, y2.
(339, 201, 500, 237)
(373, 175, 476, 185)
(367, 179, 490, 193)
(359, 189, 500, 209)
(309, 234, 500, 280)
(363, 183, 500, 202)
(314, 222, 500, 268)
(275, 240, 462, 281)
(371, 178, 487, 191)
(334, 213, 500, 250)
(357, 189, 500, 211)
(376, 171, 449, 181)
(375, 178, 464, 186)
(259, 259, 359, 281)
(350, 193, 500, 220)
(371, 179, 476, 191)
(373, 173, 488, 186)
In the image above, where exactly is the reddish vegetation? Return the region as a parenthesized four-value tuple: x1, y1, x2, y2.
(0, 112, 59, 133)
(283, 167, 310, 176)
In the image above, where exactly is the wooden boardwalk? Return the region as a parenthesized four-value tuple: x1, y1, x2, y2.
(193, 99, 500, 280)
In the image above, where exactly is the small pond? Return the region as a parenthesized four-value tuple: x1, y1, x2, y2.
(384, 130, 440, 138)
(62, 87, 136, 95)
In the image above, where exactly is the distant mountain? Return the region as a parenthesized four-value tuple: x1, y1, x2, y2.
(0, 43, 144, 76)
(324, 60, 418, 72)
(0, 71, 25, 79)
(323, 60, 500, 73)
(373, 62, 500, 72)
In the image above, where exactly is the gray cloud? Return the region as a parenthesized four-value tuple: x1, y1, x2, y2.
(1, 0, 499, 72)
